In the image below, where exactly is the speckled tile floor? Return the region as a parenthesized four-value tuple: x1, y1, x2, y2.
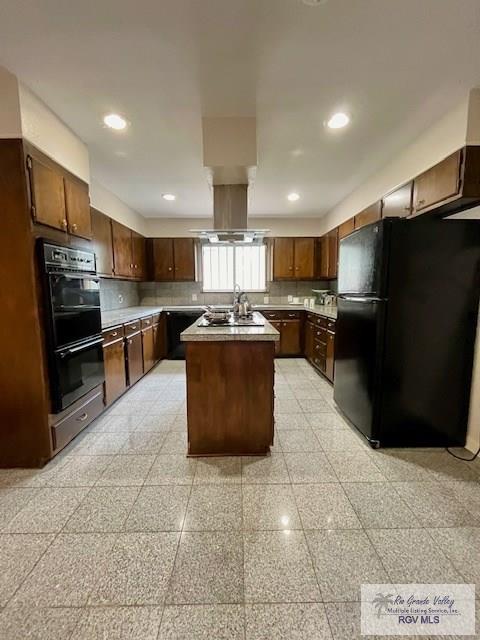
(0, 358, 479, 639)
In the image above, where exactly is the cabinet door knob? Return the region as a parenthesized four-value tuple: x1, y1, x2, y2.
(288, 266, 293, 270)
(168, 267, 172, 271)
(71, 223, 78, 232)
(111, 331, 117, 337)
(417, 199, 426, 206)
(128, 339, 132, 345)
(61, 219, 68, 229)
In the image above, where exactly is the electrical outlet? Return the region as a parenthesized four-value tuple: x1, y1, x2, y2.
(118, 294, 124, 304)
(263, 296, 269, 304)
(288, 295, 293, 303)
(192, 293, 198, 301)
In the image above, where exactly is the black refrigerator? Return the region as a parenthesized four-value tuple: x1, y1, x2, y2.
(334, 217, 480, 448)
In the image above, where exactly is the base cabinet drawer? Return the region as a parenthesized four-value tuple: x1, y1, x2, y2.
(103, 338, 128, 406)
(51, 388, 104, 451)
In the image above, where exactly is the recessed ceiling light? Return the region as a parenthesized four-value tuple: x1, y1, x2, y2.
(326, 112, 350, 130)
(162, 193, 176, 201)
(287, 192, 300, 202)
(103, 113, 127, 130)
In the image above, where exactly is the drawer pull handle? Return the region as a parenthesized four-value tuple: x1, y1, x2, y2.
(288, 314, 296, 318)
(77, 412, 88, 422)
(131, 325, 137, 329)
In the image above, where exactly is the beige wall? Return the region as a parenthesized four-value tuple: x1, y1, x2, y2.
(0, 66, 22, 137)
(143, 216, 323, 238)
(18, 83, 90, 183)
(90, 180, 147, 236)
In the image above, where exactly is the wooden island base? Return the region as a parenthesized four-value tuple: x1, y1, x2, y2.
(185, 341, 275, 456)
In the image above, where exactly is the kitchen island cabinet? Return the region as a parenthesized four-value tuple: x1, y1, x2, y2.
(181, 316, 279, 455)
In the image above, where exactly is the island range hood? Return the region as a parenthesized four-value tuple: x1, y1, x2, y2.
(192, 117, 267, 244)
(192, 184, 268, 244)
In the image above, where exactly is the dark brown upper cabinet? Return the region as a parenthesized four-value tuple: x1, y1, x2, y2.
(151, 238, 196, 281)
(294, 237, 315, 279)
(382, 182, 413, 218)
(354, 201, 382, 230)
(413, 150, 461, 215)
(91, 208, 114, 277)
(272, 238, 295, 279)
(132, 231, 147, 280)
(338, 218, 355, 240)
(64, 178, 91, 238)
(272, 237, 315, 280)
(412, 147, 480, 217)
(112, 220, 134, 278)
(316, 227, 338, 280)
(173, 238, 196, 280)
(27, 155, 67, 232)
(26, 152, 91, 239)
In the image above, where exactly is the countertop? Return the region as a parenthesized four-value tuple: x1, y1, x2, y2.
(101, 303, 337, 329)
(180, 312, 280, 342)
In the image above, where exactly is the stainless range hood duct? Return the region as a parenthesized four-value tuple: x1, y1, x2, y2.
(214, 184, 248, 230)
(192, 117, 267, 244)
(193, 184, 268, 244)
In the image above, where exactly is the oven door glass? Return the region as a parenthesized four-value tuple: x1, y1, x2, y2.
(53, 337, 105, 411)
(49, 274, 101, 348)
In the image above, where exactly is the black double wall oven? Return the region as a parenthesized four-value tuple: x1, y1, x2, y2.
(40, 241, 105, 413)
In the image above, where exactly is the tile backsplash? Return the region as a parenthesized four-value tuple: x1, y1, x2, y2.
(138, 280, 337, 307)
(100, 279, 140, 311)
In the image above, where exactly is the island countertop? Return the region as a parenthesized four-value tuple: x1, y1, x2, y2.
(181, 312, 280, 342)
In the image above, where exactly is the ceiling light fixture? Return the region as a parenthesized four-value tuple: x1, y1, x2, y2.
(103, 113, 128, 130)
(326, 112, 350, 130)
(162, 193, 176, 201)
(287, 192, 300, 202)
(302, 0, 328, 6)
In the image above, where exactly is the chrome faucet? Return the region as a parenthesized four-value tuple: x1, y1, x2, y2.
(233, 283, 242, 316)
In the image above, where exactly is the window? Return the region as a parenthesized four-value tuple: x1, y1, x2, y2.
(202, 244, 267, 292)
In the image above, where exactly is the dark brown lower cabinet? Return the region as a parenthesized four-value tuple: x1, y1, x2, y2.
(263, 313, 302, 356)
(270, 321, 282, 355)
(126, 331, 144, 385)
(103, 338, 127, 406)
(303, 314, 336, 382)
(325, 331, 335, 382)
(280, 320, 302, 355)
(153, 316, 167, 361)
(304, 321, 314, 361)
(142, 326, 155, 373)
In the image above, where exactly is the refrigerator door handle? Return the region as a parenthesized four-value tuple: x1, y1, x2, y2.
(340, 296, 385, 303)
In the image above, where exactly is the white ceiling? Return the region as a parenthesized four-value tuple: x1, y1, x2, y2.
(0, 0, 479, 218)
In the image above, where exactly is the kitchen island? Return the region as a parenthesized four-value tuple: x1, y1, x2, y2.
(181, 313, 280, 456)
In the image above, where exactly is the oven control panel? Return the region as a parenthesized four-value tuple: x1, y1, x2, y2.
(42, 242, 96, 274)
